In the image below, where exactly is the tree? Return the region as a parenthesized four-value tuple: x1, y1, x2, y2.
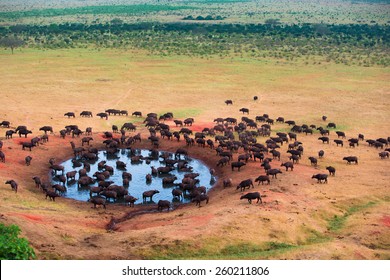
(0, 36, 25, 54)
(265, 18, 281, 26)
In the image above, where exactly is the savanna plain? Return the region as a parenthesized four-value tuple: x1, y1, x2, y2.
(0, 0, 389, 260)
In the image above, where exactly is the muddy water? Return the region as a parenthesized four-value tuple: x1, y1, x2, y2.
(51, 149, 214, 205)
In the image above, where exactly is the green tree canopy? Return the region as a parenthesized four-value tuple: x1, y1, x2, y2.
(0, 36, 25, 54)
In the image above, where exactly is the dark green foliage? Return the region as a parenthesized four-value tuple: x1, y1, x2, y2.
(0, 223, 36, 260)
(0, 36, 24, 54)
(0, 22, 388, 66)
(0, 5, 196, 20)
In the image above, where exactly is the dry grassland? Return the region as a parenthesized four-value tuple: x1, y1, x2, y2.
(0, 48, 389, 259)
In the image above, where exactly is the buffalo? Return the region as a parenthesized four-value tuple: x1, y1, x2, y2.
(343, 156, 358, 164)
(266, 168, 283, 178)
(80, 111, 93, 117)
(142, 190, 160, 202)
(88, 196, 106, 209)
(318, 137, 330, 144)
(308, 156, 317, 166)
(240, 192, 262, 204)
(39, 126, 53, 134)
(192, 194, 209, 207)
(236, 179, 254, 192)
(5, 180, 18, 193)
(231, 161, 246, 171)
(64, 112, 75, 118)
(124, 195, 138, 207)
(379, 151, 389, 159)
(326, 166, 336, 176)
(25, 156, 32, 166)
(312, 174, 328, 183)
(157, 200, 171, 212)
(334, 139, 344, 147)
(255, 175, 270, 185)
(172, 189, 183, 200)
(280, 162, 294, 171)
(223, 178, 233, 188)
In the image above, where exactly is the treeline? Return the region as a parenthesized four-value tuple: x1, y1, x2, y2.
(0, 22, 388, 66)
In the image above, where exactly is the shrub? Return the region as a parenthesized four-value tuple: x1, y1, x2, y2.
(0, 223, 36, 260)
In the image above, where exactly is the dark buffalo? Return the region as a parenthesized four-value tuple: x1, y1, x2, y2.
(88, 196, 106, 209)
(157, 166, 174, 175)
(32, 176, 42, 189)
(52, 184, 67, 195)
(318, 150, 324, 158)
(100, 190, 117, 202)
(5, 180, 18, 193)
(231, 161, 246, 171)
(97, 112, 108, 119)
(0, 121, 10, 128)
(266, 168, 283, 178)
(80, 111, 93, 117)
(132, 111, 142, 117)
(343, 156, 358, 164)
(318, 137, 329, 144)
(239, 108, 249, 114)
(255, 175, 270, 185)
(236, 179, 254, 191)
(223, 178, 233, 188)
(44, 189, 60, 201)
(77, 176, 94, 187)
(379, 151, 389, 159)
(225, 100, 233, 105)
(334, 139, 343, 147)
(308, 156, 318, 166)
(280, 162, 294, 171)
(326, 166, 336, 176)
(336, 131, 346, 138)
(0, 151, 5, 162)
(5, 130, 15, 139)
(66, 171, 77, 181)
(192, 194, 209, 207)
(175, 148, 188, 159)
(172, 189, 183, 200)
(39, 126, 53, 134)
(18, 129, 32, 138)
(240, 192, 262, 204)
(142, 190, 160, 202)
(327, 122, 336, 129)
(25, 155, 32, 166)
(124, 195, 138, 207)
(121, 123, 137, 131)
(64, 112, 75, 118)
(21, 142, 34, 151)
(312, 174, 328, 183)
(157, 200, 171, 212)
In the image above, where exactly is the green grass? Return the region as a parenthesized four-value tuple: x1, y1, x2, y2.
(146, 240, 297, 259)
(0, 5, 196, 19)
(170, 108, 203, 119)
(327, 201, 377, 232)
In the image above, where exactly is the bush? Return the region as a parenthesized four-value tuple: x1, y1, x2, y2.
(0, 223, 36, 260)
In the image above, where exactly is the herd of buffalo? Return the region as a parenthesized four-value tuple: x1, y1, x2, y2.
(1, 101, 389, 211)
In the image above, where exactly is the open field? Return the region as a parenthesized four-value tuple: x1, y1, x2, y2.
(0, 48, 389, 259)
(1, 0, 389, 25)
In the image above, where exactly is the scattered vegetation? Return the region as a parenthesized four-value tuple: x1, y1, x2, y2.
(0, 223, 36, 260)
(0, 22, 388, 66)
(327, 201, 377, 232)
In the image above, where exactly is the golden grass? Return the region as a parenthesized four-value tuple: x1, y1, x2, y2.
(0, 47, 389, 259)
